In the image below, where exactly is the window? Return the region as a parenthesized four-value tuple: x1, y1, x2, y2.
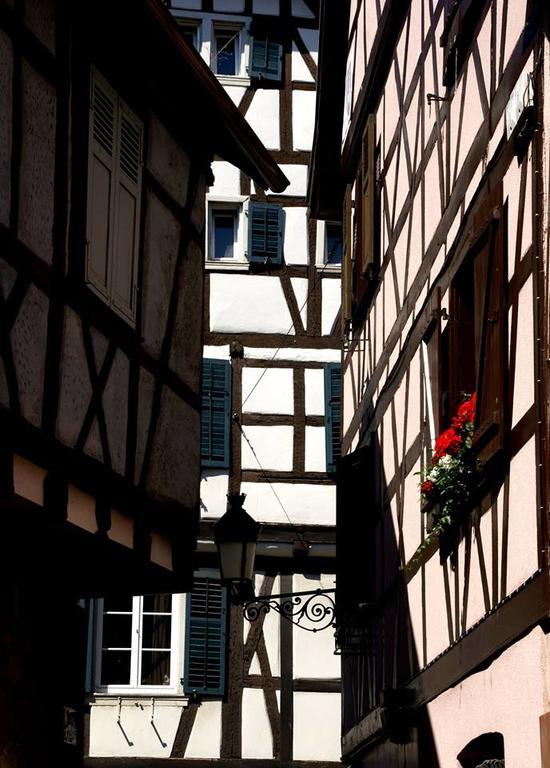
(441, 0, 487, 88)
(214, 26, 240, 76)
(86, 69, 143, 324)
(183, 577, 228, 697)
(249, 38, 283, 81)
(207, 199, 247, 264)
(325, 363, 342, 473)
(212, 210, 238, 260)
(325, 223, 343, 265)
(95, 594, 180, 692)
(201, 359, 231, 468)
(248, 202, 284, 265)
(178, 20, 200, 49)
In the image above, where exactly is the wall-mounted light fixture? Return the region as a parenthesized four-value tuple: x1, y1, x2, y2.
(214, 494, 335, 632)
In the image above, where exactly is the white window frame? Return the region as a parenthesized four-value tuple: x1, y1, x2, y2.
(177, 18, 201, 51)
(169, 11, 251, 86)
(315, 220, 342, 272)
(86, 68, 142, 326)
(206, 195, 249, 270)
(93, 594, 184, 696)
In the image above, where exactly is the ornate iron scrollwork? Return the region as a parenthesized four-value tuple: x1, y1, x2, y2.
(243, 589, 336, 632)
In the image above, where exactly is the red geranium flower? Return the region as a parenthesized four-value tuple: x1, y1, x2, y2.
(433, 427, 462, 462)
(421, 480, 436, 496)
(452, 392, 477, 430)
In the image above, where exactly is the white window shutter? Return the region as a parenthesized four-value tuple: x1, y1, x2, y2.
(86, 73, 117, 298)
(110, 104, 142, 322)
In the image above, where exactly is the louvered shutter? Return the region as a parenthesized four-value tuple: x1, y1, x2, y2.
(201, 359, 231, 468)
(183, 578, 228, 697)
(361, 114, 376, 275)
(249, 38, 283, 81)
(111, 105, 142, 321)
(325, 363, 342, 473)
(87, 74, 116, 298)
(472, 185, 506, 466)
(342, 184, 353, 330)
(248, 203, 283, 265)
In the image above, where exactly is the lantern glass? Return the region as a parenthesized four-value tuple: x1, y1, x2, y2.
(217, 541, 257, 583)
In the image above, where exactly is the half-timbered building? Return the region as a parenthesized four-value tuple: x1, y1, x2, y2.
(309, 0, 550, 766)
(86, 0, 343, 765)
(0, 0, 286, 765)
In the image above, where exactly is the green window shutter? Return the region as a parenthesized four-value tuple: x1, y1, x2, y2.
(249, 38, 283, 81)
(201, 359, 231, 468)
(248, 202, 284, 265)
(325, 363, 342, 473)
(183, 578, 228, 697)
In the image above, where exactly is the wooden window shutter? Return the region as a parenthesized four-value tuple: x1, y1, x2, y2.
(342, 184, 353, 329)
(361, 114, 376, 275)
(472, 184, 506, 466)
(201, 359, 231, 468)
(86, 73, 116, 297)
(249, 38, 283, 81)
(183, 578, 228, 697)
(248, 202, 283, 265)
(325, 363, 342, 473)
(111, 104, 143, 322)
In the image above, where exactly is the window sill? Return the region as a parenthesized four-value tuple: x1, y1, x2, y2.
(205, 260, 249, 272)
(89, 694, 190, 707)
(216, 74, 251, 87)
(317, 263, 342, 274)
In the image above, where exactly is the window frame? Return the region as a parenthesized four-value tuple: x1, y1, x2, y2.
(93, 594, 184, 696)
(169, 11, 252, 86)
(206, 196, 249, 268)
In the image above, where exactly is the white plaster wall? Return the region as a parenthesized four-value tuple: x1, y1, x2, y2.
(305, 368, 325, 414)
(242, 689, 274, 758)
(305, 425, 326, 472)
(224, 85, 247, 107)
(210, 274, 292, 333)
(293, 692, 341, 760)
(242, 367, 294, 414)
(506, 435, 538, 593)
(271, 164, 308, 196)
(185, 701, 222, 757)
(171, 0, 201, 8)
(292, 90, 316, 150)
(203, 344, 230, 360)
(322, 279, 341, 335)
(246, 89, 280, 150)
(427, 627, 546, 768)
(283, 207, 309, 265)
(291, 0, 314, 18)
(89, 700, 184, 757)
(510, 278, 534, 429)
(241, 425, 293, 471)
(291, 41, 314, 82)
(244, 347, 340, 363)
(200, 470, 229, 518)
(247, 574, 280, 675)
(240, 482, 336, 525)
(292, 573, 340, 679)
(298, 28, 318, 62)
(291, 277, 308, 328)
(213, 0, 245, 11)
(253, 0, 279, 14)
(210, 160, 241, 195)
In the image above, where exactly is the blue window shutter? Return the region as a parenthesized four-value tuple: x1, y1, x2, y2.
(325, 363, 342, 473)
(248, 203, 283, 265)
(249, 38, 283, 81)
(183, 578, 228, 697)
(201, 359, 231, 468)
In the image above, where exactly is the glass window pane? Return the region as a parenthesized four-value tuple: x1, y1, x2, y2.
(214, 214, 235, 259)
(103, 595, 133, 613)
(142, 594, 172, 613)
(216, 31, 237, 75)
(142, 614, 172, 649)
(101, 650, 131, 685)
(326, 224, 343, 264)
(141, 651, 171, 686)
(102, 613, 132, 649)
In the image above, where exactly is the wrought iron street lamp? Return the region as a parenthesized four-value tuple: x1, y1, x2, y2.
(214, 493, 335, 632)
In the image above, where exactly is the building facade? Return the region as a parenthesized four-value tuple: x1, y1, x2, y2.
(86, 0, 343, 764)
(0, 0, 285, 765)
(310, 0, 550, 766)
